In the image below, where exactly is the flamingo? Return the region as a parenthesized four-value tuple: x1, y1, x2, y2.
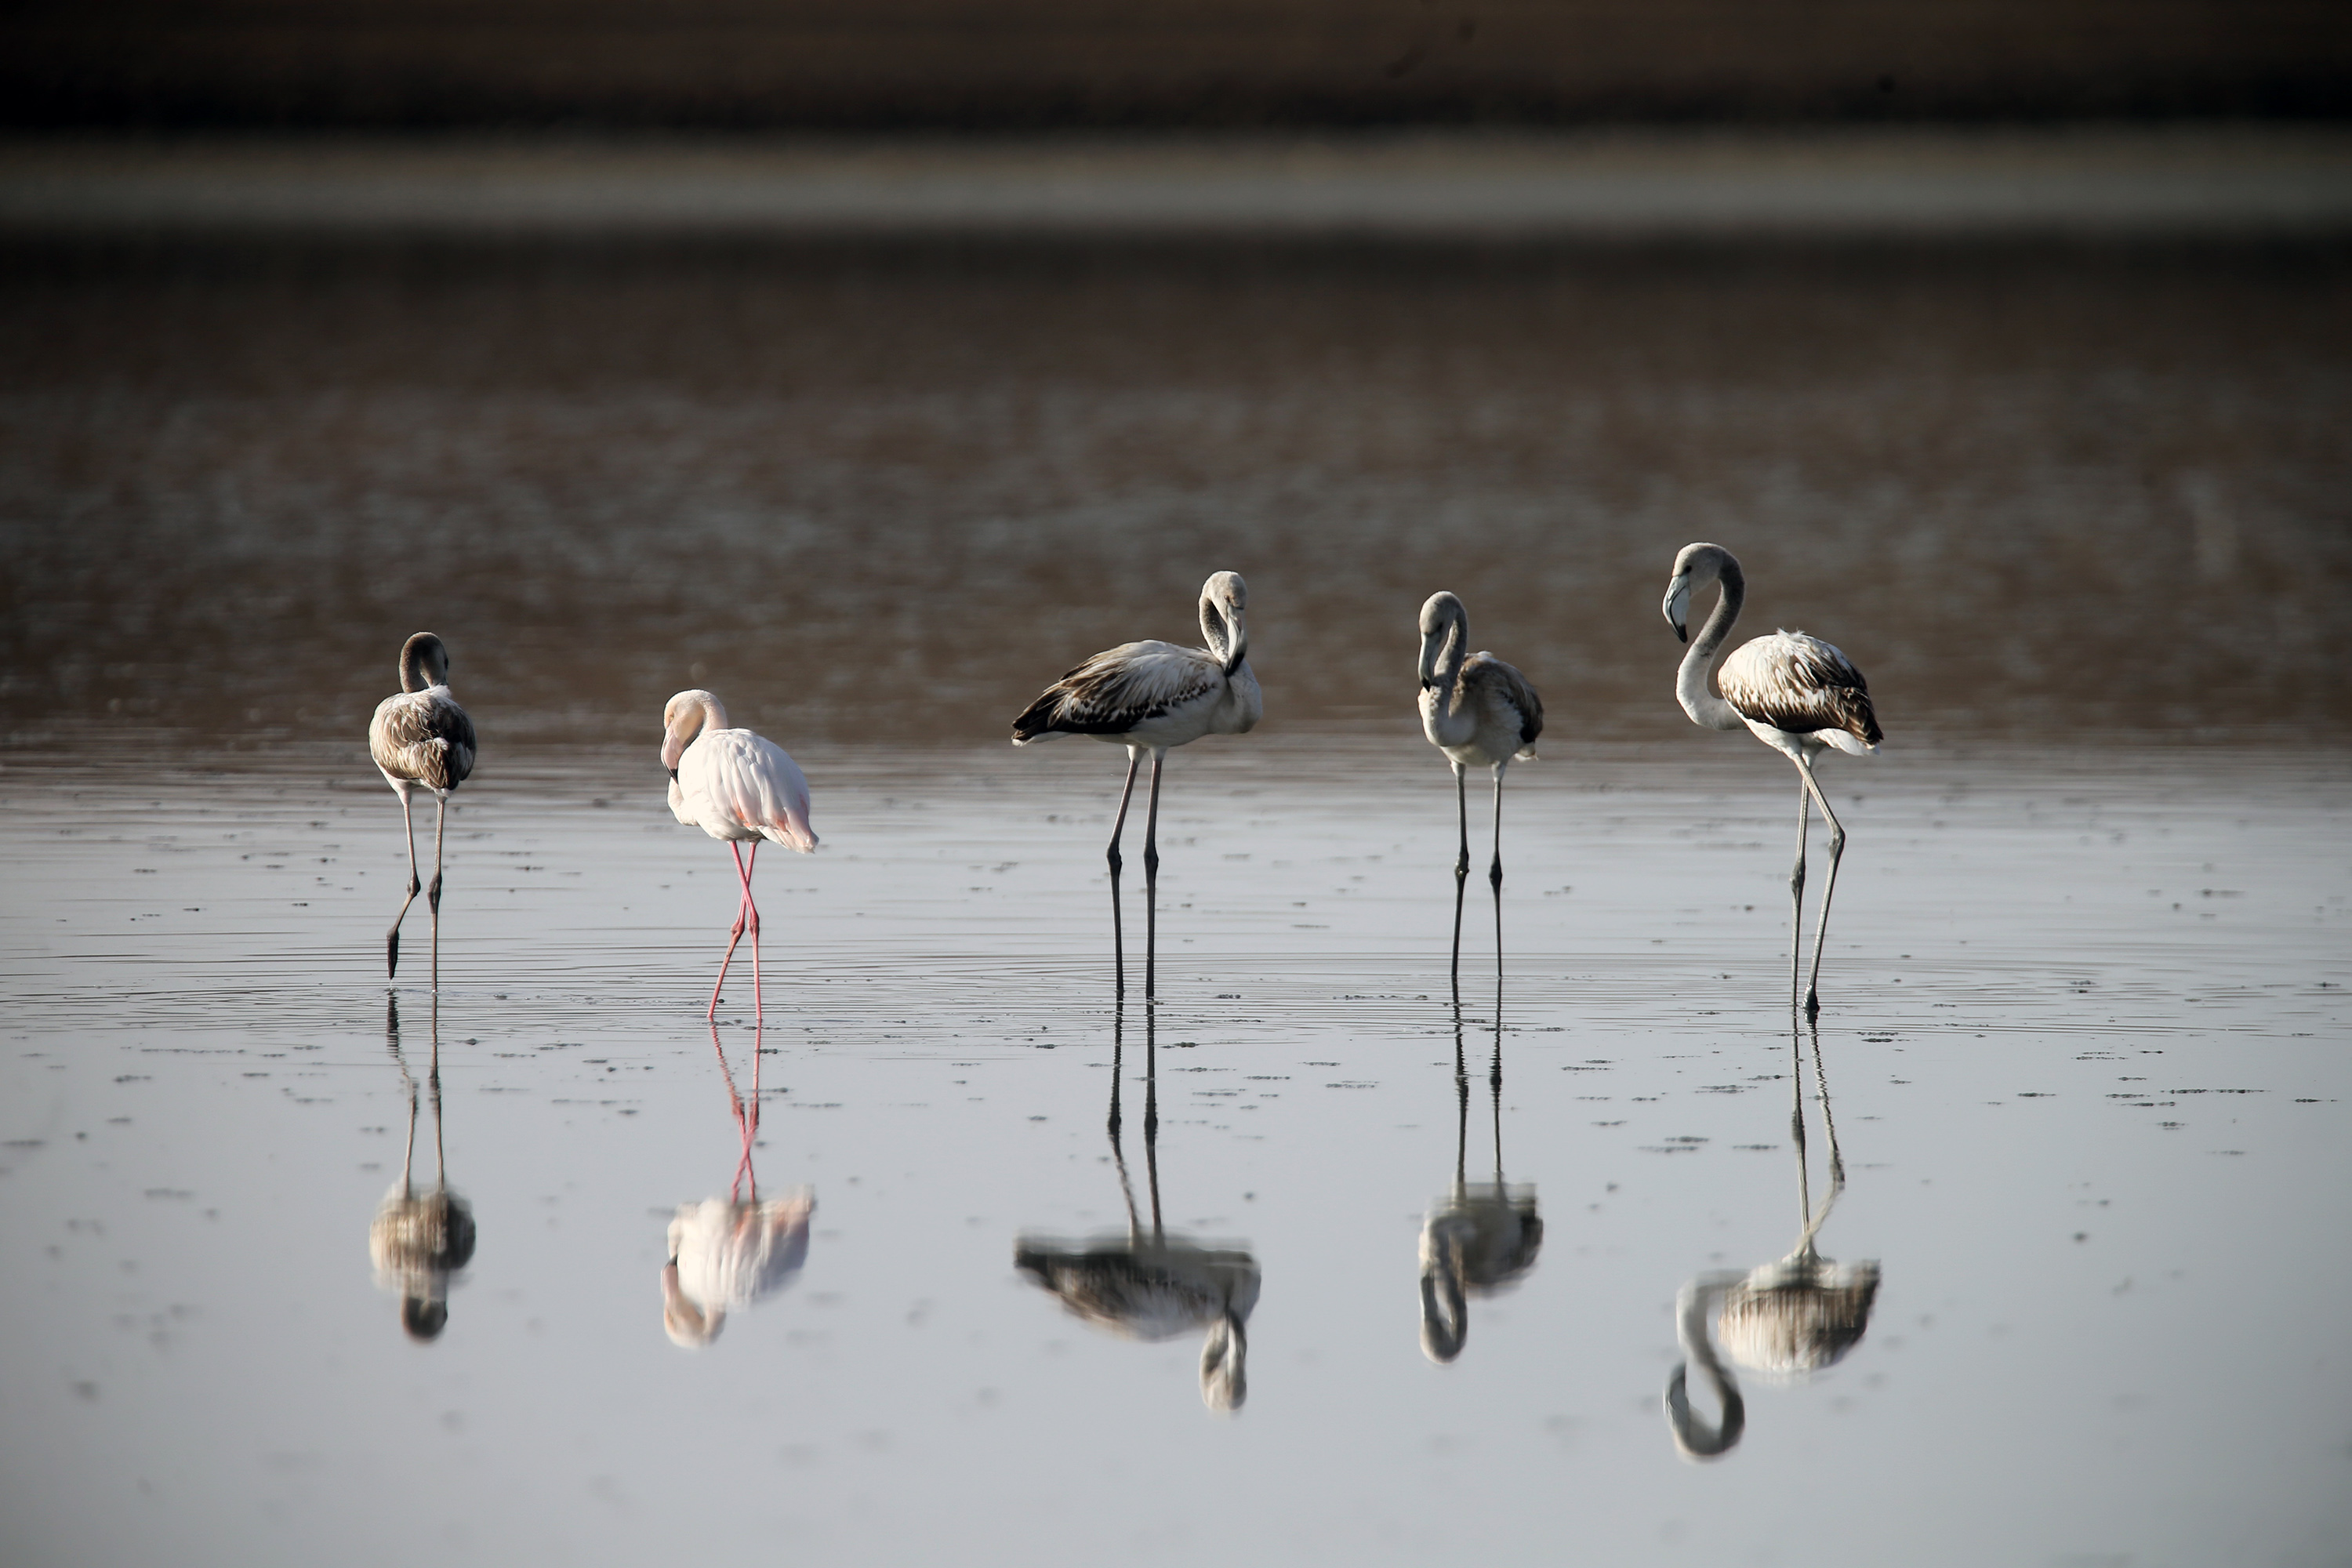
(370, 990, 476, 1342)
(1011, 571, 1261, 996)
(1418, 859, 1541, 1363)
(1014, 1000, 1261, 1412)
(368, 632, 477, 979)
(1661, 544, 1882, 1014)
(660, 1022, 815, 1348)
(1664, 1018, 1881, 1461)
(660, 688, 818, 1023)
(1418, 592, 1543, 895)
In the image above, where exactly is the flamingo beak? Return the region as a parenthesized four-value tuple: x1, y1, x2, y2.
(668, 767, 679, 782)
(1664, 577, 1690, 642)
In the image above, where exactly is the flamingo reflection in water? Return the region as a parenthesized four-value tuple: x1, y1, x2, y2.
(1418, 872, 1541, 1363)
(370, 992, 477, 1342)
(1664, 1018, 1881, 1460)
(661, 1022, 815, 1348)
(1015, 1000, 1261, 1412)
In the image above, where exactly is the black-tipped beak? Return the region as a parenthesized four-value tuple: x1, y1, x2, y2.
(667, 767, 679, 782)
(1673, 623, 1687, 644)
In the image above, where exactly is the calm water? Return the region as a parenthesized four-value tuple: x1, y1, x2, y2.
(3, 739, 2350, 1567)
(2, 226, 2350, 1566)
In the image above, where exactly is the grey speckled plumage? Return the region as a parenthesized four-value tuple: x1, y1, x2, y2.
(369, 689, 477, 793)
(369, 632, 475, 979)
(1717, 630, 1881, 749)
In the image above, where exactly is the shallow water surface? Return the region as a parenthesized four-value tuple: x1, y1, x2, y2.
(2, 739, 2347, 1567)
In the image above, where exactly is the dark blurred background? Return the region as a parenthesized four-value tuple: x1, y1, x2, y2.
(2, 3, 2347, 757)
(6, 0, 2349, 128)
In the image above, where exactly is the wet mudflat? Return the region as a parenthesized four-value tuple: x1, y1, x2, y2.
(2, 739, 2347, 1568)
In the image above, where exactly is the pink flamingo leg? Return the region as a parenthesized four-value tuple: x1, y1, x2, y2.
(706, 840, 758, 1022)
(745, 841, 764, 1025)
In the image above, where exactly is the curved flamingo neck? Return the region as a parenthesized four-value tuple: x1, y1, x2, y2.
(1667, 1279, 1747, 1457)
(398, 637, 443, 695)
(1677, 561, 1748, 731)
(1423, 609, 1471, 724)
(1203, 596, 1246, 675)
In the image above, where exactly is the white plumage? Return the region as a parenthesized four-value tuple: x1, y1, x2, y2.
(1662, 543, 1882, 1014)
(661, 688, 817, 1022)
(662, 1189, 815, 1349)
(667, 724, 818, 851)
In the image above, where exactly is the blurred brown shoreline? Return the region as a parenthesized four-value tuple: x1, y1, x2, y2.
(5, 128, 2352, 240)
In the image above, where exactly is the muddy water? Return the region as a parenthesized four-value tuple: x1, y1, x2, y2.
(3, 227, 2351, 1565)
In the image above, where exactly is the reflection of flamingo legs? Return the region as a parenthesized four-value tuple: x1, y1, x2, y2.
(1017, 990, 1258, 1411)
(707, 1021, 762, 1201)
(1664, 1015, 1878, 1461)
(372, 988, 475, 1342)
(1421, 874, 1540, 1363)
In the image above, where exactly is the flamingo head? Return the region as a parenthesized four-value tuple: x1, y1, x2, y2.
(660, 1261, 724, 1348)
(1200, 1312, 1248, 1413)
(1664, 543, 1738, 644)
(661, 689, 728, 772)
(1200, 572, 1249, 673)
(1417, 592, 1465, 688)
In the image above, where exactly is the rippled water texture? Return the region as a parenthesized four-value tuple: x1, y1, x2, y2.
(2, 228, 2350, 1566)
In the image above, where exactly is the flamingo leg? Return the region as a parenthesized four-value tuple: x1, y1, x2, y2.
(1490, 856, 1504, 1101)
(746, 840, 764, 1025)
(1142, 1000, 1162, 1236)
(1142, 749, 1164, 1002)
(1107, 747, 1141, 996)
(1488, 760, 1507, 891)
(1786, 770, 1810, 1013)
(1448, 838, 1468, 991)
(386, 783, 422, 978)
(1794, 752, 1846, 1018)
(1452, 761, 1470, 882)
(428, 792, 448, 987)
(707, 840, 757, 1022)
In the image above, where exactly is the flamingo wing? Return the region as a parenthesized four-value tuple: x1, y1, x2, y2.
(1719, 631, 1881, 748)
(1463, 652, 1544, 756)
(1012, 640, 1221, 742)
(369, 690, 476, 790)
(681, 729, 818, 850)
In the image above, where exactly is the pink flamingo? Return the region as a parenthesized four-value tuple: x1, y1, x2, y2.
(660, 689, 818, 1022)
